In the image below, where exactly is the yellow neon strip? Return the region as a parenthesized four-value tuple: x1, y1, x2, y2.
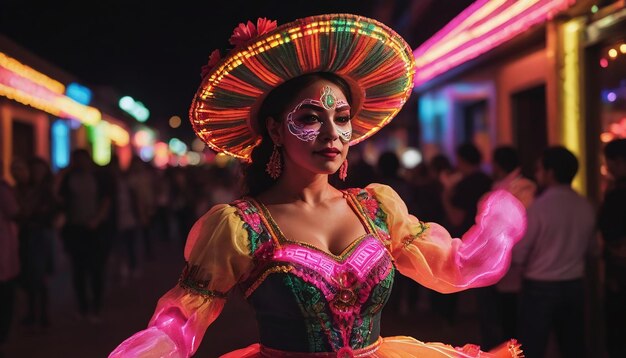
(0, 52, 65, 94)
(107, 122, 130, 146)
(561, 18, 585, 194)
(0, 82, 63, 116)
(0, 79, 101, 126)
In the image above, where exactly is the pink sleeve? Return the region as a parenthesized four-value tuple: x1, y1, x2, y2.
(370, 184, 526, 294)
(109, 204, 252, 357)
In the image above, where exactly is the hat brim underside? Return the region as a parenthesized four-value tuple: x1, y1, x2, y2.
(190, 13, 415, 161)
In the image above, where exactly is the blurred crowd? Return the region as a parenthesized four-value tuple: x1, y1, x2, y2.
(1, 138, 626, 358)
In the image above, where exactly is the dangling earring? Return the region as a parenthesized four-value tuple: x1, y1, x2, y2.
(339, 159, 348, 181)
(266, 144, 282, 179)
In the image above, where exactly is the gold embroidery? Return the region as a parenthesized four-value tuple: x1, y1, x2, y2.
(402, 221, 429, 248)
(245, 265, 292, 298)
(178, 279, 228, 299)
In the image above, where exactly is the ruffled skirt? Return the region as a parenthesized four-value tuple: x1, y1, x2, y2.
(220, 336, 523, 358)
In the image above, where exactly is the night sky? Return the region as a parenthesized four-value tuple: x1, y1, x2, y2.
(0, 0, 473, 142)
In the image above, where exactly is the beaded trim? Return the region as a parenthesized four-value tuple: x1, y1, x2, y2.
(178, 276, 228, 300)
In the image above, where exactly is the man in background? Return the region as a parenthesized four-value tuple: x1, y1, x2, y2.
(597, 138, 626, 358)
(514, 146, 597, 358)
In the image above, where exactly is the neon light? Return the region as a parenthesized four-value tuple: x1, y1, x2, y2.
(186, 152, 202, 166)
(51, 120, 70, 171)
(0, 52, 64, 94)
(154, 142, 170, 168)
(560, 18, 585, 194)
(118, 95, 150, 122)
(90, 122, 112, 166)
(608, 48, 618, 58)
(107, 123, 130, 146)
(168, 138, 187, 156)
(0, 52, 101, 125)
(133, 129, 153, 148)
(620, 44, 626, 54)
(600, 58, 609, 68)
(66, 83, 92, 105)
(169, 115, 182, 128)
(401, 148, 422, 169)
(413, 0, 575, 87)
(139, 146, 155, 162)
(607, 92, 617, 102)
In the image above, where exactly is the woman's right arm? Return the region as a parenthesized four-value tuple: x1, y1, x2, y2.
(109, 204, 252, 358)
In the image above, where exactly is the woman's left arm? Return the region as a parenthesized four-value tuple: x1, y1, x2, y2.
(369, 184, 526, 294)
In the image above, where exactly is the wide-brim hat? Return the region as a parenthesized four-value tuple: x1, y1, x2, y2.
(189, 13, 415, 162)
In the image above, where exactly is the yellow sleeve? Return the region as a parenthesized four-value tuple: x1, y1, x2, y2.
(369, 183, 524, 294)
(144, 204, 253, 357)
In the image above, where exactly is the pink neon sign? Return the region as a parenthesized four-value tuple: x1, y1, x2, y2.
(413, 0, 575, 88)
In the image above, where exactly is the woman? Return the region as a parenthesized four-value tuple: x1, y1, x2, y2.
(110, 14, 525, 357)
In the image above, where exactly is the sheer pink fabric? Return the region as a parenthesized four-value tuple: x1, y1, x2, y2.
(371, 184, 526, 294)
(109, 205, 250, 358)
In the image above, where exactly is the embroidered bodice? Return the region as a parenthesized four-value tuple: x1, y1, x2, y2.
(231, 192, 394, 353)
(131, 184, 526, 357)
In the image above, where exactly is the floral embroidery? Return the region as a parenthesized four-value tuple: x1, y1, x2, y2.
(231, 199, 269, 254)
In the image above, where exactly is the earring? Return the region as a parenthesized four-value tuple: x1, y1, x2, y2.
(266, 144, 282, 179)
(339, 159, 348, 181)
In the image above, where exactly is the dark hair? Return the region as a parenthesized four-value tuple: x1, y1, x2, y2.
(493, 146, 519, 173)
(604, 138, 626, 161)
(541, 146, 578, 184)
(377, 151, 400, 178)
(456, 142, 482, 166)
(430, 154, 452, 174)
(243, 72, 353, 197)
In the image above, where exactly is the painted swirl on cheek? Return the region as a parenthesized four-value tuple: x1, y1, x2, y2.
(335, 99, 352, 143)
(286, 99, 321, 142)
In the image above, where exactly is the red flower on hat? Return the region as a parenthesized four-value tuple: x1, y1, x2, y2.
(229, 17, 277, 47)
(256, 17, 277, 37)
(200, 49, 222, 78)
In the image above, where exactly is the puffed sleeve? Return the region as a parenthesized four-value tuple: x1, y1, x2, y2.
(369, 183, 526, 294)
(110, 204, 252, 358)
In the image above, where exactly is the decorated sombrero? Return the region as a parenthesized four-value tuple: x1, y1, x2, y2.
(190, 13, 415, 162)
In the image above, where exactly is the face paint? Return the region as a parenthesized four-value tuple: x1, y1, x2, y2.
(320, 85, 337, 110)
(287, 99, 322, 142)
(286, 86, 352, 142)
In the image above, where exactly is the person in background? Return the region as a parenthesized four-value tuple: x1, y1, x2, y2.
(16, 158, 58, 328)
(513, 146, 597, 358)
(597, 138, 626, 358)
(492, 146, 536, 208)
(59, 149, 112, 323)
(491, 146, 536, 342)
(443, 143, 494, 347)
(443, 143, 493, 237)
(0, 160, 20, 354)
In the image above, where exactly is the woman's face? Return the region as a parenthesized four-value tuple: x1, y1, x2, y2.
(272, 79, 352, 176)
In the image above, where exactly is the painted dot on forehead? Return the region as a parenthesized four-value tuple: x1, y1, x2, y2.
(320, 86, 336, 110)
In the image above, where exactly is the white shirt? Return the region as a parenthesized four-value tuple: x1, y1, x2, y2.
(513, 185, 596, 281)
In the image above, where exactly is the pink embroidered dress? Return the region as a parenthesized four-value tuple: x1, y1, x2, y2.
(110, 184, 526, 358)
